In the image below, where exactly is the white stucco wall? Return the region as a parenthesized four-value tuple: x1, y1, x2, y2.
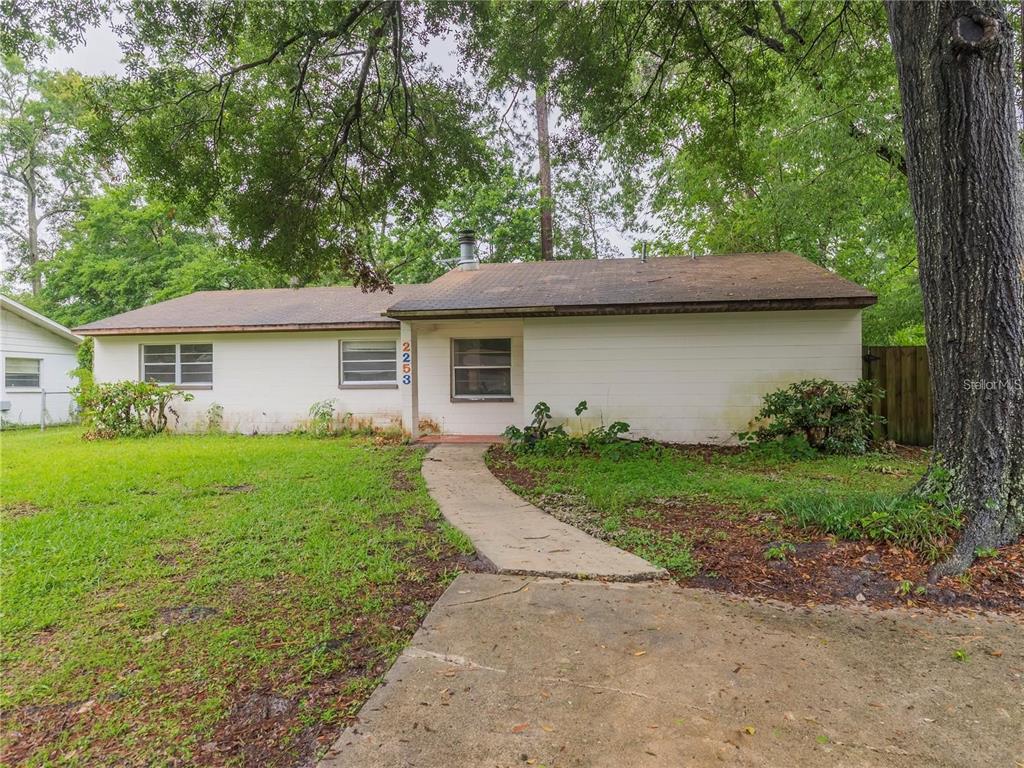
(521, 309, 863, 444)
(412, 319, 525, 435)
(92, 330, 403, 434)
(1, 307, 80, 425)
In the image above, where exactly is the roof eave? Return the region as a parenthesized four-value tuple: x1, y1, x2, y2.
(1, 296, 83, 344)
(386, 295, 877, 320)
(76, 321, 401, 336)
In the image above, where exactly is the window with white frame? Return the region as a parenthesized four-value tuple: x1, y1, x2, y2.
(340, 340, 397, 386)
(141, 343, 213, 386)
(451, 338, 512, 399)
(5, 357, 40, 388)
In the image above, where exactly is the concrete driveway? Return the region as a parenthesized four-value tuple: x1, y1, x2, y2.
(322, 574, 1022, 767)
(320, 445, 1023, 768)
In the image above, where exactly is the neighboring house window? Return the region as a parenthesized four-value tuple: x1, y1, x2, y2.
(451, 339, 512, 399)
(340, 340, 397, 386)
(141, 344, 213, 386)
(5, 358, 40, 388)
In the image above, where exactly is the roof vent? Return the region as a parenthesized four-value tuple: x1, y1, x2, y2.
(457, 230, 478, 271)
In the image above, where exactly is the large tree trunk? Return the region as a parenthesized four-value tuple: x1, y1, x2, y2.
(536, 83, 555, 261)
(886, 0, 1024, 577)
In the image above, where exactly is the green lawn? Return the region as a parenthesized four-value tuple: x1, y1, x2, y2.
(488, 444, 935, 573)
(1, 428, 470, 767)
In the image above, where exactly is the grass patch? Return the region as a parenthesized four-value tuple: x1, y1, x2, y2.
(440, 522, 476, 556)
(612, 528, 697, 575)
(1, 427, 463, 766)
(489, 443, 934, 557)
(780, 490, 961, 558)
(494, 443, 926, 517)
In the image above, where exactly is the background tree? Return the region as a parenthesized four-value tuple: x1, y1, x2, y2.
(0, 55, 99, 294)
(82, 1, 490, 289)
(364, 159, 540, 284)
(36, 183, 280, 327)
(457, 0, 582, 261)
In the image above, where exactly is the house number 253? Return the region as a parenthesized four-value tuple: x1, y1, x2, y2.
(401, 341, 412, 385)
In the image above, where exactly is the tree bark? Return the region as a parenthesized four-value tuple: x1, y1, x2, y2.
(25, 163, 40, 297)
(536, 82, 555, 261)
(886, 0, 1024, 576)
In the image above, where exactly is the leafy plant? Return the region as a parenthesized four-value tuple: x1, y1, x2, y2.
(206, 402, 224, 433)
(738, 379, 884, 455)
(763, 542, 796, 562)
(952, 648, 970, 663)
(306, 399, 337, 438)
(75, 380, 193, 438)
(504, 401, 631, 455)
(974, 547, 998, 559)
(503, 401, 569, 452)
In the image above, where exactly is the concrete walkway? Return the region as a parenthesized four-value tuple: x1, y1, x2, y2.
(421, 444, 664, 580)
(321, 574, 1023, 768)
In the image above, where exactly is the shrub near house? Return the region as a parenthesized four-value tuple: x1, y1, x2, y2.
(76, 380, 193, 438)
(739, 379, 884, 456)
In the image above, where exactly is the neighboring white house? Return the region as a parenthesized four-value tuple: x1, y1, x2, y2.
(76, 243, 876, 443)
(1, 296, 83, 426)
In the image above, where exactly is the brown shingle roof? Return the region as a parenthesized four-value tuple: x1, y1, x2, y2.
(75, 285, 423, 335)
(77, 253, 875, 335)
(385, 253, 875, 318)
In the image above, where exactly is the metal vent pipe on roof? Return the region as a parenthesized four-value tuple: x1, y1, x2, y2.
(457, 229, 479, 271)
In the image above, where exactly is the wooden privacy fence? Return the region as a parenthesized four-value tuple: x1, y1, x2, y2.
(862, 346, 933, 446)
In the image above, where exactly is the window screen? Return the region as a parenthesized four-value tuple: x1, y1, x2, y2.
(341, 340, 397, 385)
(179, 344, 213, 384)
(142, 344, 213, 385)
(452, 338, 512, 398)
(4, 357, 40, 388)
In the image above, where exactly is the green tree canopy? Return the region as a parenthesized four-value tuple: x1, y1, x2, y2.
(81, 1, 490, 289)
(37, 183, 279, 327)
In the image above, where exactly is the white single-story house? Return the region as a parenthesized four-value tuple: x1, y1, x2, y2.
(75, 240, 875, 442)
(1, 296, 84, 426)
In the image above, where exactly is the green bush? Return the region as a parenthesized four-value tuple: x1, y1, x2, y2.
(77, 380, 194, 439)
(504, 401, 631, 455)
(739, 379, 883, 455)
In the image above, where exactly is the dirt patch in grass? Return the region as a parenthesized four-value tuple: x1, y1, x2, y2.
(389, 471, 416, 492)
(1, 501, 45, 519)
(159, 605, 220, 625)
(213, 483, 255, 494)
(487, 447, 1023, 615)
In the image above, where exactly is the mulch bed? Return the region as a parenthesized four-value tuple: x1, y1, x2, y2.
(487, 448, 1023, 615)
